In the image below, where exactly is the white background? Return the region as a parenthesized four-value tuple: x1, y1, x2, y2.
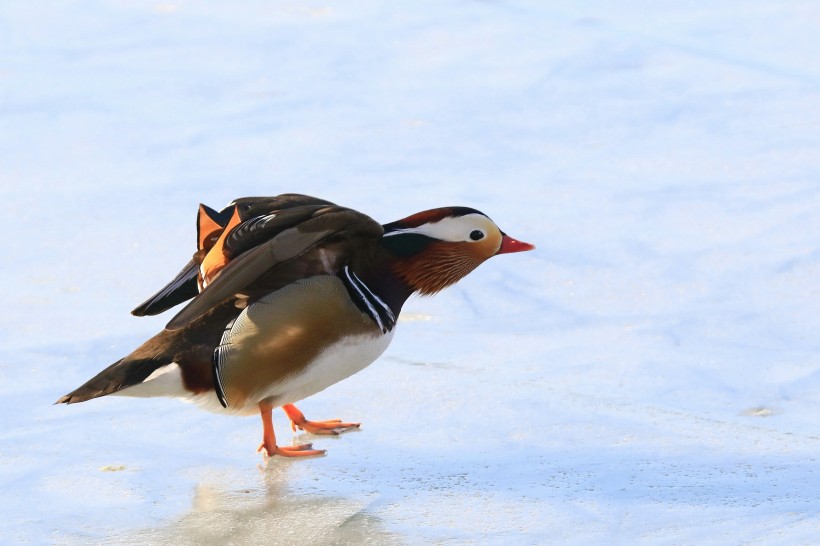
(1, 1, 819, 543)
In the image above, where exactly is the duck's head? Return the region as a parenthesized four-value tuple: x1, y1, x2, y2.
(381, 207, 534, 295)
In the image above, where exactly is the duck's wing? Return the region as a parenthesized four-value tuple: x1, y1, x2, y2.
(165, 205, 383, 330)
(130, 194, 336, 317)
(130, 260, 201, 317)
(229, 194, 336, 219)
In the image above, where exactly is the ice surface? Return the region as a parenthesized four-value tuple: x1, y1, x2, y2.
(2, 1, 819, 544)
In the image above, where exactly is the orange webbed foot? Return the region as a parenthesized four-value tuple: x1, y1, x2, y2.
(257, 401, 326, 458)
(282, 404, 361, 436)
(257, 441, 325, 458)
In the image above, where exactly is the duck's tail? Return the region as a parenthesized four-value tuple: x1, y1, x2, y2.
(55, 356, 174, 404)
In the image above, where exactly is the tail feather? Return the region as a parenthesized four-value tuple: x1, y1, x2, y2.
(59, 299, 238, 405)
(55, 357, 169, 404)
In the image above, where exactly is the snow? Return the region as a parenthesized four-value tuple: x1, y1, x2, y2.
(2, 0, 819, 543)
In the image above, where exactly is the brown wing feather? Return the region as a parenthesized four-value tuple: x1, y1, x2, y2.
(165, 207, 383, 330)
(131, 194, 338, 317)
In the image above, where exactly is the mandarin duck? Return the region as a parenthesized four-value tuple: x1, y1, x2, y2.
(57, 194, 534, 457)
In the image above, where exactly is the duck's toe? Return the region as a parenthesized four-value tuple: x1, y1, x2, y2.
(282, 403, 361, 435)
(257, 441, 326, 458)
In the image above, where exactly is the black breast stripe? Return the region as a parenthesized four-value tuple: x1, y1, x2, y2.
(341, 266, 396, 333)
(351, 269, 396, 329)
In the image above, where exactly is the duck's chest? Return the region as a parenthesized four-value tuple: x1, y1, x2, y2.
(259, 329, 394, 407)
(214, 275, 397, 410)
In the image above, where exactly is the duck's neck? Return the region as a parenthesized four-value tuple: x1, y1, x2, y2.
(357, 264, 415, 319)
(347, 237, 470, 322)
(339, 261, 413, 334)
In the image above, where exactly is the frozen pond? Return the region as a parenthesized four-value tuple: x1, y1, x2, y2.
(2, 1, 819, 543)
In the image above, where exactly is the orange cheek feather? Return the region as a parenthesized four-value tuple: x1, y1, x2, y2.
(394, 243, 485, 295)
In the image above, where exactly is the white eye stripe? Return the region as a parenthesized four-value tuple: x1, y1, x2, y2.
(383, 213, 493, 243)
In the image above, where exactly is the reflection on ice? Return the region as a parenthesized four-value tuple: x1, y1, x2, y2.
(128, 464, 399, 546)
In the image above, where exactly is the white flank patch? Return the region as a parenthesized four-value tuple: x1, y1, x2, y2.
(114, 363, 188, 398)
(188, 391, 247, 415)
(116, 363, 247, 414)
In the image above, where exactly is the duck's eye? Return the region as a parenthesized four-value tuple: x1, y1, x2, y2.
(469, 230, 485, 241)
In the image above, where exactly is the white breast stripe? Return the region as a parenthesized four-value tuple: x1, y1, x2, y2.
(343, 266, 386, 333)
(350, 269, 395, 324)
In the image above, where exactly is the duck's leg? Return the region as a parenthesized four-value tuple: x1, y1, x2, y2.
(282, 403, 361, 435)
(257, 402, 326, 457)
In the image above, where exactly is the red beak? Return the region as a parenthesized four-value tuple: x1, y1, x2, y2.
(497, 234, 535, 255)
